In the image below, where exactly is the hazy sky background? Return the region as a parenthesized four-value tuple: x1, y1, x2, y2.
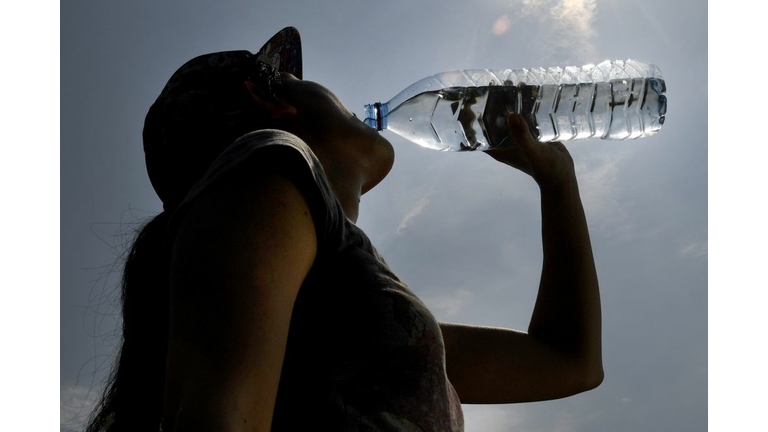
(59, 0, 708, 430)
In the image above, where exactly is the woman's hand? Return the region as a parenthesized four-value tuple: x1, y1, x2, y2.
(485, 113, 576, 190)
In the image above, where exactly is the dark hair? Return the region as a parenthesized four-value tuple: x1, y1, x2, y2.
(87, 57, 284, 432)
(86, 212, 171, 431)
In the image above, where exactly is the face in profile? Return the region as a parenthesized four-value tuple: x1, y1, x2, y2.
(277, 73, 395, 194)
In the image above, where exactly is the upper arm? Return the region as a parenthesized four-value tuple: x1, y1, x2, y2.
(440, 322, 603, 404)
(163, 166, 317, 431)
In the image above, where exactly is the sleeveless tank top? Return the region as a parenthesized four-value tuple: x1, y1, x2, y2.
(168, 130, 464, 431)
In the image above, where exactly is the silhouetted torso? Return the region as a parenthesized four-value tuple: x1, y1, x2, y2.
(168, 130, 464, 432)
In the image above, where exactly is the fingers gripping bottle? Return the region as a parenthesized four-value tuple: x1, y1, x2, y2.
(364, 59, 666, 151)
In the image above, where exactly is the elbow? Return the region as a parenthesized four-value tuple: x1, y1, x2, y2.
(585, 365, 604, 391)
(562, 357, 603, 396)
(557, 343, 604, 395)
(577, 364, 604, 393)
(574, 344, 604, 393)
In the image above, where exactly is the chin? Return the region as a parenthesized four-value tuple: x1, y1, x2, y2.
(362, 136, 395, 195)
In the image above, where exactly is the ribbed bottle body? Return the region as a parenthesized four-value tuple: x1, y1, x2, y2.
(364, 60, 666, 151)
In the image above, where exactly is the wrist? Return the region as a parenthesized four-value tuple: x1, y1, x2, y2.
(536, 170, 579, 197)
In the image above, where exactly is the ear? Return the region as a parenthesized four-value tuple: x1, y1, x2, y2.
(242, 81, 297, 120)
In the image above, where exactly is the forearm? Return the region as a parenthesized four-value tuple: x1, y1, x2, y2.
(528, 174, 602, 378)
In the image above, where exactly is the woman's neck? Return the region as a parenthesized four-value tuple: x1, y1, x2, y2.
(323, 167, 363, 223)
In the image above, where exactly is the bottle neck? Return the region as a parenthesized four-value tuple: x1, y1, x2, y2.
(364, 102, 389, 131)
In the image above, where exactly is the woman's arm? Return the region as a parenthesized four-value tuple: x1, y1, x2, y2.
(440, 113, 602, 403)
(162, 166, 317, 431)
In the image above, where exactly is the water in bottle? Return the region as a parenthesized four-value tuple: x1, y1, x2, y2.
(364, 59, 667, 151)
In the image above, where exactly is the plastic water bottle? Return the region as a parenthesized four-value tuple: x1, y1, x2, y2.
(364, 59, 666, 151)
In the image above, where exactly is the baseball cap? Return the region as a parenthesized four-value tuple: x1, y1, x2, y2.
(143, 26, 302, 211)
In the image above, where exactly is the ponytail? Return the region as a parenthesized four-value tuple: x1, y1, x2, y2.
(87, 211, 172, 431)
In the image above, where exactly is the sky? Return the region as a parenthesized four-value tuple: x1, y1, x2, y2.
(54, 0, 712, 430)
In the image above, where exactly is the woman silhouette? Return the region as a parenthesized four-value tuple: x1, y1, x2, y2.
(87, 27, 602, 432)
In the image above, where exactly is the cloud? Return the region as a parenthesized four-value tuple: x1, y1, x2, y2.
(396, 191, 432, 236)
(551, 0, 598, 40)
(491, 15, 512, 35)
(574, 151, 638, 240)
(462, 405, 522, 432)
(498, 0, 600, 63)
(60, 384, 100, 431)
(680, 242, 707, 258)
(421, 289, 475, 319)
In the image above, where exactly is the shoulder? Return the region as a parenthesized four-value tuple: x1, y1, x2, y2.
(172, 163, 317, 284)
(168, 129, 341, 248)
